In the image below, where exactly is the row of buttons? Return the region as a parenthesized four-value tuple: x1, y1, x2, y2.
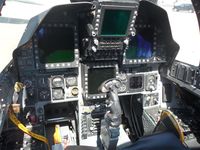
(18, 58, 34, 66)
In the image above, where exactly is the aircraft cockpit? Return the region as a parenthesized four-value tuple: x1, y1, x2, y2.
(0, 0, 200, 149)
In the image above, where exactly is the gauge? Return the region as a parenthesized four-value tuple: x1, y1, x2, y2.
(118, 74, 127, 81)
(114, 80, 122, 88)
(52, 76, 64, 87)
(52, 88, 64, 100)
(39, 89, 50, 100)
(38, 77, 49, 87)
(148, 75, 156, 83)
(66, 77, 77, 86)
(143, 94, 158, 107)
(146, 74, 157, 91)
(118, 84, 126, 92)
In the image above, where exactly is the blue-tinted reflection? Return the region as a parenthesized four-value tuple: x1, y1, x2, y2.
(37, 27, 45, 39)
(136, 34, 152, 58)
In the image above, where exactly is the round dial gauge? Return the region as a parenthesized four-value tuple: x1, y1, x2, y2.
(52, 76, 64, 87)
(52, 88, 64, 100)
(66, 77, 77, 86)
(39, 89, 50, 100)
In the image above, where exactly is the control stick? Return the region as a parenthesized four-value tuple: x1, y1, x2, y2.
(98, 78, 122, 150)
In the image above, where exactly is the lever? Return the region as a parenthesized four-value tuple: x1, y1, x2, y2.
(98, 78, 122, 150)
(99, 78, 122, 127)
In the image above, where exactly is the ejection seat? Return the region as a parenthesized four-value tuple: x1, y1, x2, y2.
(119, 110, 190, 150)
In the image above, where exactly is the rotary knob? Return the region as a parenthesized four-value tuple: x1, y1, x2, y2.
(71, 87, 79, 96)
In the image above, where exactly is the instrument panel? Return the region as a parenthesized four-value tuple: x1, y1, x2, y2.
(166, 60, 200, 97)
(3, 1, 186, 149)
(13, 1, 177, 101)
(11, 3, 177, 136)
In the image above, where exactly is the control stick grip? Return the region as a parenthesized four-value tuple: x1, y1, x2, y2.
(99, 78, 122, 127)
(106, 90, 122, 127)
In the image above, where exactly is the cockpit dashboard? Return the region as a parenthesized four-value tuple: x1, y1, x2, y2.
(0, 0, 200, 149)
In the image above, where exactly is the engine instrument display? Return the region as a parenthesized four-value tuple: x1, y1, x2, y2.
(88, 68, 115, 94)
(37, 26, 75, 63)
(100, 9, 131, 36)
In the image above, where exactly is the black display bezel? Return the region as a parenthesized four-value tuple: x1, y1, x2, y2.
(99, 7, 132, 37)
(83, 64, 118, 100)
(127, 74, 144, 92)
(34, 24, 79, 70)
(123, 22, 167, 65)
(93, 4, 138, 38)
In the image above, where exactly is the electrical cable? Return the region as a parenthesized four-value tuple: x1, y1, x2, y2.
(8, 82, 50, 150)
(8, 106, 50, 150)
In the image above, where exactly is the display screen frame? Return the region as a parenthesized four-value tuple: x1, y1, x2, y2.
(34, 24, 79, 70)
(125, 30, 154, 60)
(127, 74, 144, 93)
(83, 64, 118, 100)
(97, 6, 134, 37)
(129, 75, 143, 90)
(123, 26, 166, 65)
(38, 26, 75, 64)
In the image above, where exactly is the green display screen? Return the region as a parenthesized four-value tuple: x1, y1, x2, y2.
(88, 68, 115, 94)
(38, 27, 74, 64)
(101, 9, 131, 36)
(44, 50, 74, 63)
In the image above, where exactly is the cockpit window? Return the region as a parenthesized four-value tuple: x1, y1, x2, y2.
(158, 0, 200, 66)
